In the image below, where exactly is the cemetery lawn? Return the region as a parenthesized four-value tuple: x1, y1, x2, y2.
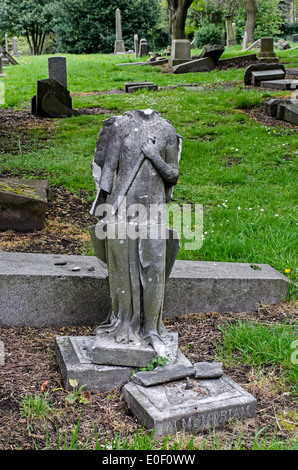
(0, 48, 297, 449)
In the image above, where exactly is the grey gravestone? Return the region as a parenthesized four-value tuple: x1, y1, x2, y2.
(266, 98, 298, 125)
(292, 34, 298, 42)
(258, 37, 279, 63)
(5, 34, 8, 53)
(0, 179, 49, 232)
(138, 38, 149, 57)
(48, 56, 67, 88)
(244, 63, 286, 85)
(31, 78, 77, 118)
(172, 57, 215, 74)
(12, 37, 19, 57)
(114, 8, 125, 53)
(123, 374, 257, 436)
(251, 69, 286, 86)
(225, 15, 236, 46)
(260, 79, 298, 90)
(168, 39, 191, 67)
(0, 45, 18, 65)
(197, 44, 225, 64)
(134, 34, 139, 58)
(0, 56, 2, 75)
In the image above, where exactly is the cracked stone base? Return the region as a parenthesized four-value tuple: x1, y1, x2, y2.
(55, 336, 134, 392)
(122, 375, 257, 436)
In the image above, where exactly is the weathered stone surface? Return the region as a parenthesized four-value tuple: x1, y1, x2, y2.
(244, 63, 286, 85)
(266, 98, 290, 117)
(114, 8, 125, 53)
(55, 336, 134, 392)
(0, 45, 18, 65)
(0, 253, 289, 327)
(32, 78, 77, 118)
(122, 374, 257, 435)
(225, 15, 236, 46)
(0, 179, 49, 232)
(130, 351, 195, 386)
(194, 362, 223, 379)
(172, 57, 215, 74)
(138, 38, 149, 57)
(48, 56, 67, 88)
(168, 39, 191, 67)
(260, 79, 298, 90)
(92, 331, 179, 368)
(125, 83, 157, 93)
(258, 37, 279, 62)
(251, 69, 285, 86)
(218, 53, 257, 65)
(276, 103, 298, 125)
(293, 34, 298, 43)
(197, 44, 225, 64)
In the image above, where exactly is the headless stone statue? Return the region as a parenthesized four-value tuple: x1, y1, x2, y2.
(90, 109, 182, 363)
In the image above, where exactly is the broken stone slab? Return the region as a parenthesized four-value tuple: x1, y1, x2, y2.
(265, 98, 290, 117)
(251, 69, 285, 86)
(92, 331, 179, 368)
(194, 362, 223, 379)
(260, 79, 298, 90)
(122, 374, 257, 436)
(127, 84, 158, 93)
(197, 44, 225, 64)
(130, 350, 195, 387)
(0, 45, 18, 65)
(244, 63, 286, 85)
(31, 78, 78, 118)
(124, 81, 156, 92)
(172, 57, 215, 74)
(0, 179, 49, 232)
(55, 336, 134, 392)
(276, 103, 298, 125)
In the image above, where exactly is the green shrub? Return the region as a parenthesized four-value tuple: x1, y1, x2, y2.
(194, 23, 223, 48)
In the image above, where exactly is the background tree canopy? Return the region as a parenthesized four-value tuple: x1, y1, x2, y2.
(53, 0, 161, 54)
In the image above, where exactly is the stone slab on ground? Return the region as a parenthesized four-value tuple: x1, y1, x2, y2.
(0, 253, 289, 327)
(260, 79, 298, 90)
(218, 53, 257, 65)
(124, 81, 156, 92)
(244, 63, 286, 85)
(0, 179, 49, 232)
(266, 98, 298, 124)
(251, 69, 285, 86)
(122, 374, 257, 435)
(172, 57, 215, 74)
(55, 336, 134, 392)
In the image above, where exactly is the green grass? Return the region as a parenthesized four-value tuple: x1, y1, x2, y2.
(0, 49, 297, 284)
(216, 319, 298, 398)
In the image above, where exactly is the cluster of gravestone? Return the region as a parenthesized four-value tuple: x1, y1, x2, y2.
(31, 56, 78, 118)
(244, 37, 298, 125)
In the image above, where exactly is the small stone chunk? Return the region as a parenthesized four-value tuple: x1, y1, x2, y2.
(193, 361, 223, 379)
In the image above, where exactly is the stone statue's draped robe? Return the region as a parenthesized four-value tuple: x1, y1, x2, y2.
(90, 110, 181, 347)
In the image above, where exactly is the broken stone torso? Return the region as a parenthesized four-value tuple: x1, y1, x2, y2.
(90, 109, 182, 354)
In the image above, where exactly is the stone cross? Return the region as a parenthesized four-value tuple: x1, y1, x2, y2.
(114, 8, 125, 53)
(48, 56, 67, 89)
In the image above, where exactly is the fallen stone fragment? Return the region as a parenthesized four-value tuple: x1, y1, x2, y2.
(193, 362, 223, 379)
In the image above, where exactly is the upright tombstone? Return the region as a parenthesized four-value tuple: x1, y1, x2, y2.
(293, 34, 298, 43)
(5, 34, 8, 53)
(12, 37, 19, 57)
(48, 56, 67, 88)
(114, 8, 125, 54)
(258, 37, 279, 63)
(138, 38, 149, 57)
(225, 15, 237, 46)
(168, 39, 191, 67)
(242, 31, 248, 52)
(134, 34, 139, 59)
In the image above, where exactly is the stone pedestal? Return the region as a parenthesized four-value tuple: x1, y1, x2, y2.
(168, 39, 191, 67)
(114, 40, 125, 54)
(258, 37, 279, 63)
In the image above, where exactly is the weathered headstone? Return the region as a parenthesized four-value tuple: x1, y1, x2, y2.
(134, 34, 139, 59)
(31, 78, 77, 118)
(138, 38, 149, 57)
(266, 98, 298, 125)
(0, 179, 49, 232)
(48, 56, 67, 88)
(244, 63, 286, 85)
(251, 69, 286, 86)
(225, 15, 236, 46)
(0, 56, 2, 75)
(114, 8, 125, 53)
(168, 39, 191, 67)
(258, 37, 279, 63)
(292, 34, 298, 43)
(260, 79, 298, 90)
(5, 34, 8, 53)
(242, 31, 248, 52)
(0, 45, 18, 65)
(172, 57, 215, 74)
(12, 37, 19, 57)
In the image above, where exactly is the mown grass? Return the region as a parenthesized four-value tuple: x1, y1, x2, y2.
(0, 47, 297, 285)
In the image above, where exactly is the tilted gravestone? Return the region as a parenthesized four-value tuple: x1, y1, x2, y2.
(48, 56, 67, 88)
(31, 78, 77, 118)
(0, 179, 49, 232)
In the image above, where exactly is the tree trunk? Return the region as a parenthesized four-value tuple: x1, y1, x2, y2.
(245, 0, 258, 43)
(167, 0, 194, 39)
